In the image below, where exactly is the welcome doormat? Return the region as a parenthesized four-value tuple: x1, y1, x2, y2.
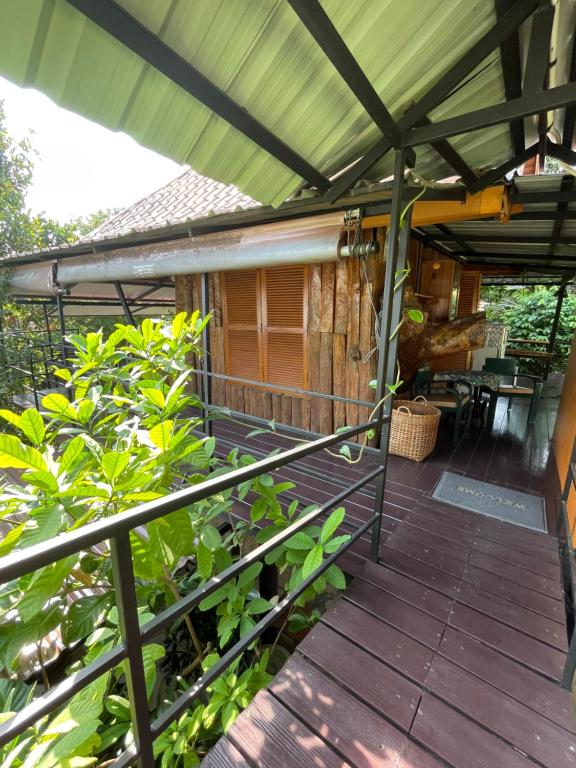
(432, 471, 547, 532)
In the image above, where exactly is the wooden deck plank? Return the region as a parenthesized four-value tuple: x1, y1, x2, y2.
(439, 627, 576, 734)
(320, 598, 434, 685)
(297, 623, 421, 731)
(377, 541, 459, 589)
(469, 551, 564, 600)
(425, 655, 576, 768)
(461, 564, 565, 620)
(448, 602, 566, 681)
(201, 738, 250, 767)
(270, 655, 413, 768)
(453, 581, 567, 650)
(471, 537, 561, 579)
(343, 578, 445, 650)
(357, 561, 453, 622)
(226, 690, 349, 768)
(411, 693, 537, 768)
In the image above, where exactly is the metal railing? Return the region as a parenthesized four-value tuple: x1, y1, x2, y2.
(0, 415, 387, 767)
(560, 433, 576, 689)
(1, 330, 70, 408)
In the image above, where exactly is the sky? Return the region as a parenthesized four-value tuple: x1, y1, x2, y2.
(0, 75, 184, 222)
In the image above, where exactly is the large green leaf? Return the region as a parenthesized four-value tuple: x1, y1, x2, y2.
(101, 451, 130, 482)
(148, 421, 173, 452)
(196, 540, 212, 580)
(285, 531, 315, 550)
(62, 593, 113, 645)
(42, 393, 77, 420)
(301, 544, 323, 580)
(0, 434, 46, 471)
(20, 507, 67, 549)
(0, 523, 25, 557)
(320, 507, 345, 545)
(237, 562, 262, 589)
(22, 469, 58, 493)
(142, 643, 165, 698)
(140, 388, 165, 408)
(20, 408, 45, 446)
(18, 556, 76, 622)
(0, 409, 21, 430)
(60, 435, 87, 473)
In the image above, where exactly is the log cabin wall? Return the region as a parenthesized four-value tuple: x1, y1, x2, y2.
(174, 233, 385, 436)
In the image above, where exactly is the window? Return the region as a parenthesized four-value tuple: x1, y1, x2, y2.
(222, 266, 307, 388)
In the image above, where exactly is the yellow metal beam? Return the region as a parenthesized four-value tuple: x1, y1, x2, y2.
(361, 186, 522, 228)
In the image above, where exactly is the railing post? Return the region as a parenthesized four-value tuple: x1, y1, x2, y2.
(110, 534, 155, 767)
(200, 273, 213, 438)
(56, 292, 67, 364)
(544, 280, 567, 380)
(115, 281, 135, 324)
(370, 148, 414, 561)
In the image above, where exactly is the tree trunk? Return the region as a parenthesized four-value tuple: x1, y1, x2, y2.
(397, 287, 486, 384)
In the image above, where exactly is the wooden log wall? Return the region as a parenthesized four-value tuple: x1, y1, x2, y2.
(174, 237, 385, 436)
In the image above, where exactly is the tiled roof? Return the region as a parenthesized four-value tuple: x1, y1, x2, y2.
(86, 168, 258, 242)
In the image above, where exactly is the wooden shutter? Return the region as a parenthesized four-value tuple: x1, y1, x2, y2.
(222, 270, 262, 380)
(262, 265, 307, 388)
(430, 271, 481, 371)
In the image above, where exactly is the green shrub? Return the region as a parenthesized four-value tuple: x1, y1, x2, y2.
(0, 313, 350, 766)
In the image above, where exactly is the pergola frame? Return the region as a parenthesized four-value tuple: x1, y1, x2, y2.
(62, 0, 576, 274)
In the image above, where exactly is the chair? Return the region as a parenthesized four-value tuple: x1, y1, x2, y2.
(481, 357, 543, 424)
(413, 367, 472, 443)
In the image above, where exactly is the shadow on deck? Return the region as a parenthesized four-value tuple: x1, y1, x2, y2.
(203, 397, 576, 767)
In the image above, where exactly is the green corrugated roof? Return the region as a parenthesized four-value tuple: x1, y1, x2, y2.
(0, 0, 531, 206)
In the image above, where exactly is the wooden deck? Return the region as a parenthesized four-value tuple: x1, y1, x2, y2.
(203, 397, 575, 767)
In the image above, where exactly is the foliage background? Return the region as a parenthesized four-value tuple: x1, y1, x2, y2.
(480, 285, 576, 373)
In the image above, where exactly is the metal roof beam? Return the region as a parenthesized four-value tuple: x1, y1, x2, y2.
(407, 80, 576, 146)
(562, 21, 576, 147)
(522, 2, 554, 95)
(287, 0, 401, 147)
(429, 234, 557, 244)
(454, 252, 576, 262)
(511, 210, 576, 220)
(511, 188, 576, 203)
(467, 142, 539, 193)
(548, 176, 575, 257)
(416, 118, 477, 186)
(326, 0, 539, 201)
(432, 224, 474, 255)
(546, 139, 576, 166)
(495, 0, 525, 155)
(64, 0, 329, 192)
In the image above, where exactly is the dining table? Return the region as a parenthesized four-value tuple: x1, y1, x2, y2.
(433, 369, 501, 422)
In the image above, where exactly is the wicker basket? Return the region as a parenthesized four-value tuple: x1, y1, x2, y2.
(389, 396, 441, 462)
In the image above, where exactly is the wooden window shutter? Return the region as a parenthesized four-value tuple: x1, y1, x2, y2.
(430, 271, 481, 372)
(456, 272, 481, 318)
(222, 270, 262, 380)
(262, 265, 307, 388)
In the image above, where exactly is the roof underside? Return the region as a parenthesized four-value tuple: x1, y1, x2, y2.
(2, 0, 576, 289)
(1, 0, 575, 209)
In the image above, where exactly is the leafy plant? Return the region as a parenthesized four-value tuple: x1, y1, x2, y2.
(0, 312, 353, 765)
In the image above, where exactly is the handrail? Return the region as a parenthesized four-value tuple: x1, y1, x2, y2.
(0, 416, 385, 765)
(190, 367, 376, 408)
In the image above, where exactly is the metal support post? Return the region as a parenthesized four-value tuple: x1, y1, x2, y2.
(55, 293, 67, 365)
(200, 273, 213, 437)
(110, 534, 156, 767)
(370, 149, 414, 561)
(115, 282, 135, 324)
(544, 282, 566, 380)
